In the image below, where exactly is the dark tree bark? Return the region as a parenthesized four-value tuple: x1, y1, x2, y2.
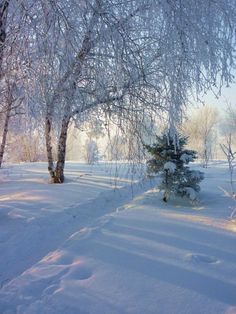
(0, 0, 10, 76)
(0, 1, 10, 168)
(0, 100, 11, 167)
(0, 84, 12, 168)
(53, 118, 70, 183)
(45, 114, 55, 180)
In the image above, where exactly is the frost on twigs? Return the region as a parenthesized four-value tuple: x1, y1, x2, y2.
(145, 131, 204, 203)
(220, 134, 236, 220)
(3, 0, 236, 182)
(219, 187, 236, 221)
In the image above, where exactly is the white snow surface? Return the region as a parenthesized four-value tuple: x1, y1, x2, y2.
(0, 161, 236, 314)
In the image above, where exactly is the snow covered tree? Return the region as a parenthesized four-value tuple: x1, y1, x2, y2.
(4, 0, 236, 182)
(220, 104, 236, 153)
(145, 132, 204, 202)
(0, 0, 23, 168)
(83, 140, 99, 165)
(181, 106, 218, 167)
(0, 79, 25, 164)
(220, 134, 236, 195)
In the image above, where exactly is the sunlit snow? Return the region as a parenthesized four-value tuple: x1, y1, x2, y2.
(0, 161, 235, 314)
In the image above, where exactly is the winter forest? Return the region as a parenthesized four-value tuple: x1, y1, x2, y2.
(0, 1, 236, 313)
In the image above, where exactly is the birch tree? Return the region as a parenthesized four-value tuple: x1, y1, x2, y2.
(220, 134, 236, 194)
(181, 106, 219, 167)
(0, 0, 10, 167)
(17, 0, 236, 183)
(0, 0, 10, 76)
(0, 0, 28, 167)
(0, 81, 24, 167)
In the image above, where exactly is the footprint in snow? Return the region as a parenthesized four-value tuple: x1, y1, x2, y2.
(42, 264, 92, 296)
(185, 253, 220, 265)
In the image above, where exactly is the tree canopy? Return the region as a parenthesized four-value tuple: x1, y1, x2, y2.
(1, 0, 236, 181)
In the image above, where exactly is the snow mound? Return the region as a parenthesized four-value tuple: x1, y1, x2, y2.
(180, 153, 193, 163)
(164, 161, 176, 173)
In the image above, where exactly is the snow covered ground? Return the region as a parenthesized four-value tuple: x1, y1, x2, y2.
(0, 161, 235, 313)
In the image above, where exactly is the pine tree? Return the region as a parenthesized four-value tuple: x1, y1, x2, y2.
(145, 131, 204, 202)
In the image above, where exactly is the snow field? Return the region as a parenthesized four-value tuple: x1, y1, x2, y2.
(0, 161, 235, 313)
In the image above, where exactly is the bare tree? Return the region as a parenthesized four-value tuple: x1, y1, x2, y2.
(0, 80, 24, 167)
(219, 159, 236, 220)
(0, 0, 28, 167)
(225, 104, 236, 133)
(220, 134, 236, 195)
(220, 103, 236, 149)
(83, 140, 99, 164)
(181, 106, 219, 167)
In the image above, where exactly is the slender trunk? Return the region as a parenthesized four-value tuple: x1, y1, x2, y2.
(0, 0, 10, 76)
(0, 82, 12, 168)
(53, 118, 70, 183)
(45, 113, 55, 180)
(0, 1, 10, 167)
(0, 103, 11, 167)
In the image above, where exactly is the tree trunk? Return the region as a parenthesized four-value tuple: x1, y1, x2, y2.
(0, 1, 10, 167)
(0, 99, 11, 167)
(45, 114, 55, 180)
(45, 115, 70, 183)
(53, 118, 70, 183)
(0, 0, 10, 76)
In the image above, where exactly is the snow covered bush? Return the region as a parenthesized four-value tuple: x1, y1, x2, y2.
(145, 132, 204, 202)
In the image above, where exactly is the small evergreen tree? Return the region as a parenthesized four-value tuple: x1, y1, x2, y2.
(145, 131, 204, 202)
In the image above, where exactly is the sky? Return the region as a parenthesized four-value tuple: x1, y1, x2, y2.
(199, 66, 236, 113)
(204, 83, 236, 110)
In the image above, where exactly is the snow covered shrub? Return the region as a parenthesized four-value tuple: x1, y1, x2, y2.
(145, 132, 204, 202)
